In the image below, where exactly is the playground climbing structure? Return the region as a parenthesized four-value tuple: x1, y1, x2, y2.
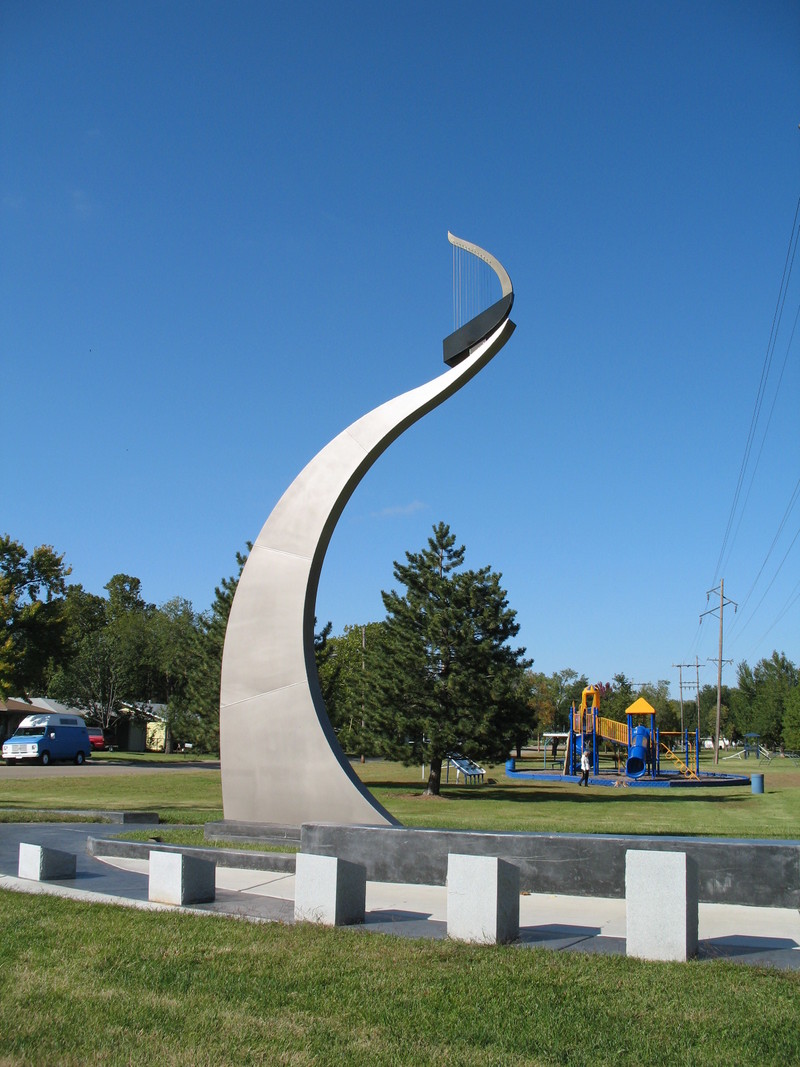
(567, 690, 702, 781)
(505, 683, 755, 786)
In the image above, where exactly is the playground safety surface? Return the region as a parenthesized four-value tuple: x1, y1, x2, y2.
(506, 769, 753, 787)
(1, 822, 799, 970)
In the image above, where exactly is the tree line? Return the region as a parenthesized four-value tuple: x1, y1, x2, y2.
(2, 530, 798, 773)
(0, 533, 244, 751)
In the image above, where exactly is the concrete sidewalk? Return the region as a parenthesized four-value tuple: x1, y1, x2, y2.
(1, 822, 799, 968)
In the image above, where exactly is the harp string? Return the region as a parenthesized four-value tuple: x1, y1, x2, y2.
(451, 244, 500, 332)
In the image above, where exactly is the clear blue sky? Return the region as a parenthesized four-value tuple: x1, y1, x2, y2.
(2, 1, 798, 698)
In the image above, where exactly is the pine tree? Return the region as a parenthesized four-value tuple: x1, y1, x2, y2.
(183, 548, 336, 754)
(184, 549, 249, 751)
(364, 522, 531, 795)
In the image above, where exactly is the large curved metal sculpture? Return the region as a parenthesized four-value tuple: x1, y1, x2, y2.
(220, 233, 515, 826)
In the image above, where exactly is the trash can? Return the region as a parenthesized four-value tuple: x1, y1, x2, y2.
(750, 773, 764, 794)
(505, 758, 516, 774)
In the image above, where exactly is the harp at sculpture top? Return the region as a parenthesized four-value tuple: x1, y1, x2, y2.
(443, 232, 515, 367)
(219, 233, 516, 829)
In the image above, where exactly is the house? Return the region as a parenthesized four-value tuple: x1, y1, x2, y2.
(115, 702, 168, 753)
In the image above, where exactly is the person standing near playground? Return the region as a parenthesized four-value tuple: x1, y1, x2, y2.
(579, 748, 590, 786)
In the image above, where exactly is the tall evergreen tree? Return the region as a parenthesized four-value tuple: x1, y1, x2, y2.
(184, 549, 249, 751)
(184, 548, 337, 753)
(364, 522, 531, 795)
(318, 622, 386, 757)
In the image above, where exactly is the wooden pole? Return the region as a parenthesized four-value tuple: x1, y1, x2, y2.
(714, 579, 724, 766)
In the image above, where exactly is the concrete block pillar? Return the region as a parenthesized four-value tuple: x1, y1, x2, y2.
(294, 853, 366, 926)
(18, 843, 77, 881)
(446, 854, 520, 944)
(626, 849, 699, 961)
(148, 850, 216, 905)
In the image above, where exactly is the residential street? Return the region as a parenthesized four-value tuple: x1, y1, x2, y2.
(0, 759, 219, 780)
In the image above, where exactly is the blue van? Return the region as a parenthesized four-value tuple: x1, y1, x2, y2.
(2, 714, 92, 766)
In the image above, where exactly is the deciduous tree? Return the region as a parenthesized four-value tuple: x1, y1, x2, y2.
(783, 686, 800, 752)
(47, 576, 172, 732)
(734, 652, 798, 747)
(47, 584, 114, 727)
(0, 535, 70, 699)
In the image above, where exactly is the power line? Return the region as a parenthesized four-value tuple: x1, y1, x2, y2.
(728, 476, 800, 639)
(712, 194, 800, 586)
(735, 523, 800, 643)
(748, 579, 800, 654)
(722, 298, 800, 583)
(742, 555, 800, 660)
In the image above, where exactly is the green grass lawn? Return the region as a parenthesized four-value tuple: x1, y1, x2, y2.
(1, 755, 798, 1064)
(0, 891, 797, 1067)
(0, 768, 224, 824)
(116, 826, 299, 852)
(354, 757, 800, 838)
(1, 754, 797, 838)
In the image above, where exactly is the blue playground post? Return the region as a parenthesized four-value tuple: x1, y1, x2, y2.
(654, 726, 660, 776)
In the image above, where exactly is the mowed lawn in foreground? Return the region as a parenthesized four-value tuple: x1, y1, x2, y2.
(0, 890, 798, 1067)
(0, 757, 799, 1065)
(1, 754, 798, 837)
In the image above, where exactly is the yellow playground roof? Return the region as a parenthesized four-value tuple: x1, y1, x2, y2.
(625, 696, 657, 718)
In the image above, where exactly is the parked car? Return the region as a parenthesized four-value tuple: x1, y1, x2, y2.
(3, 714, 91, 765)
(702, 737, 731, 749)
(87, 727, 106, 751)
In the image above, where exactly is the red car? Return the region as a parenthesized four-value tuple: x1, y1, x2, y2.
(87, 727, 106, 751)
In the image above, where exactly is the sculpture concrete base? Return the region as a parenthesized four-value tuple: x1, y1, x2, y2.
(626, 849, 698, 961)
(18, 843, 76, 881)
(447, 854, 520, 944)
(294, 852, 366, 926)
(300, 823, 799, 907)
(148, 851, 216, 906)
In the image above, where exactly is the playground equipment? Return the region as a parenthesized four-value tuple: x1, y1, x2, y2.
(566, 691, 703, 781)
(627, 724, 650, 778)
(506, 686, 750, 788)
(445, 752, 486, 785)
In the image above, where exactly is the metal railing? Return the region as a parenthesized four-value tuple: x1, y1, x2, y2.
(594, 716, 629, 746)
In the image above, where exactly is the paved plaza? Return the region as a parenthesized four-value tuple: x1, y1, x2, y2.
(0, 821, 798, 969)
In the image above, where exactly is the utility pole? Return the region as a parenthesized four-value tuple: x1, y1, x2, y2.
(360, 624, 366, 764)
(700, 580, 737, 765)
(672, 662, 696, 736)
